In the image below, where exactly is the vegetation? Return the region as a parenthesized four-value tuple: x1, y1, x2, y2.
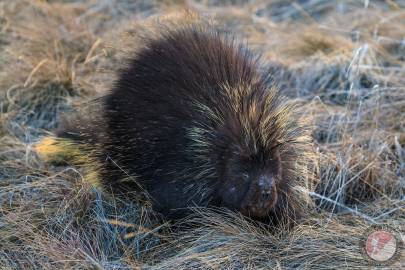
(1, 0, 404, 268)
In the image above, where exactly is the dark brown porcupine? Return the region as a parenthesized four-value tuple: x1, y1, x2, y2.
(49, 20, 314, 226)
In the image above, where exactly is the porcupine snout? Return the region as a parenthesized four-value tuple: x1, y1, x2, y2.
(258, 175, 274, 199)
(240, 175, 278, 218)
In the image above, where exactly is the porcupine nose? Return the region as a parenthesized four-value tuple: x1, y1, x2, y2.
(258, 175, 273, 200)
(240, 174, 277, 217)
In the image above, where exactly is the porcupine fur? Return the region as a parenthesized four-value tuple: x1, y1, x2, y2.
(37, 17, 314, 226)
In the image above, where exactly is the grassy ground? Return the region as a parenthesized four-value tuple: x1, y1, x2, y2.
(1, 0, 404, 269)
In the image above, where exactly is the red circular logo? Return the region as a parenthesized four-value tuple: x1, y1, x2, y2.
(365, 230, 397, 261)
(360, 225, 403, 266)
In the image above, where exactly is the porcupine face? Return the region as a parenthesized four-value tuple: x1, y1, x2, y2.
(202, 80, 298, 219)
(217, 145, 283, 218)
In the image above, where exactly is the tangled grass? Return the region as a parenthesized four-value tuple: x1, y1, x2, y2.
(0, 0, 404, 269)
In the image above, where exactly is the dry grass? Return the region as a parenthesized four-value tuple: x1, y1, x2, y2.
(1, 0, 404, 269)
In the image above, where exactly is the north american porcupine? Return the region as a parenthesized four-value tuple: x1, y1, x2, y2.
(37, 18, 313, 225)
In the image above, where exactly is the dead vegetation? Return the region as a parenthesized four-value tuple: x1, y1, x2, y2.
(0, 0, 404, 269)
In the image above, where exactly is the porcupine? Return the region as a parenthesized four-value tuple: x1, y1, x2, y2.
(36, 18, 313, 226)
